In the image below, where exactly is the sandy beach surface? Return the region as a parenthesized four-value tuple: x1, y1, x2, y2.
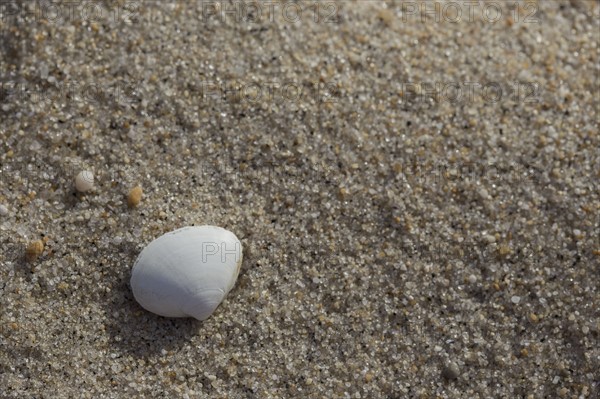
(1, 1, 598, 398)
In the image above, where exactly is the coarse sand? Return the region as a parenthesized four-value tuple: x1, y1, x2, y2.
(1, 1, 599, 398)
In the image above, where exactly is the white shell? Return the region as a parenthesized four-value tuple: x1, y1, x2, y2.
(130, 226, 243, 321)
(75, 170, 94, 192)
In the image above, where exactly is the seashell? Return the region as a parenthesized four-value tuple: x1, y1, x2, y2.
(75, 170, 94, 192)
(130, 225, 243, 321)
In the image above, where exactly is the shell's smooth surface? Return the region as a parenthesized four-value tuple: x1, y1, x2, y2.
(131, 225, 243, 321)
(75, 170, 94, 192)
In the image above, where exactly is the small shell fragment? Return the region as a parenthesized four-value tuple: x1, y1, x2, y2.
(75, 170, 94, 192)
(127, 186, 143, 208)
(26, 240, 44, 261)
(130, 225, 243, 321)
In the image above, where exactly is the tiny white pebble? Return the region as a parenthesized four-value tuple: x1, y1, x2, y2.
(483, 234, 496, 243)
(581, 326, 589, 334)
(468, 274, 477, 284)
(75, 170, 94, 192)
(511, 296, 521, 304)
(0, 204, 8, 216)
(442, 361, 460, 380)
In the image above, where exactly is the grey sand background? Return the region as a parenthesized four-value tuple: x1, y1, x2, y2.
(0, 1, 599, 398)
